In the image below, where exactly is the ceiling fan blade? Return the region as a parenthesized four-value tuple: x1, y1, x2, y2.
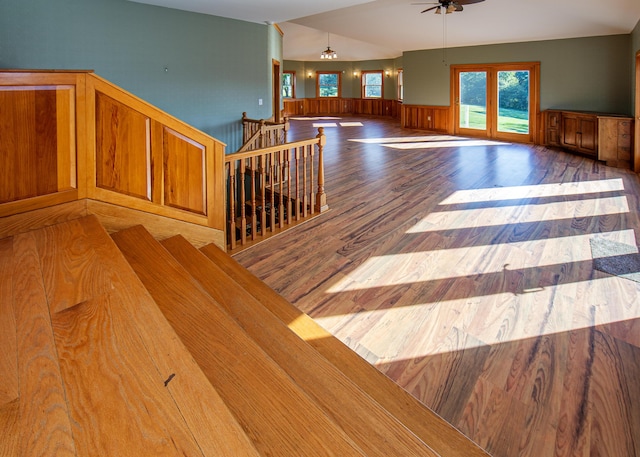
(421, 5, 440, 13)
(455, 0, 484, 5)
(455, 4, 463, 11)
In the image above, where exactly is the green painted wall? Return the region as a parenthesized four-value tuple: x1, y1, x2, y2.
(404, 34, 633, 115)
(0, 0, 280, 152)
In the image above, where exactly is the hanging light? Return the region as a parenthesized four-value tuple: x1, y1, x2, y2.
(320, 33, 337, 60)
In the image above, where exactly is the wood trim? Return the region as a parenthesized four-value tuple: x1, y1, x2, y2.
(635, 51, 640, 173)
(0, 190, 79, 219)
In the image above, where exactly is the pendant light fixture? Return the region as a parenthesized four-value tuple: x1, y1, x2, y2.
(320, 33, 337, 60)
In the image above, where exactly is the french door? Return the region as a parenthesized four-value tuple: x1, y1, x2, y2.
(452, 62, 540, 143)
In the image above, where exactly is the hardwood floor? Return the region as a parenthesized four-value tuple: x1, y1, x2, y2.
(233, 116, 640, 457)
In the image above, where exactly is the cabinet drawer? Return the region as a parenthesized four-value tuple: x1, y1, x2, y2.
(618, 121, 632, 135)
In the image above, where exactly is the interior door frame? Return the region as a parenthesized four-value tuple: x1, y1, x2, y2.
(450, 62, 540, 143)
(635, 51, 640, 173)
(272, 59, 281, 123)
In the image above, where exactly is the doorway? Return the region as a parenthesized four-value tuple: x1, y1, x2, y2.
(452, 62, 540, 143)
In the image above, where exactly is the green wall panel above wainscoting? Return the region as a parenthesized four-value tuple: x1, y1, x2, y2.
(404, 34, 633, 115)
(0, 0, 281, 152)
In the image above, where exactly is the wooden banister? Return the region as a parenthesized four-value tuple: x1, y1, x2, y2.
(225, 128, 328, 251)
(239, 112, 289, 152)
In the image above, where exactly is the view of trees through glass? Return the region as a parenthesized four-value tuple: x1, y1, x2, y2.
(282, 72, 293, 98)
(363, 72, 382, 98)
(498, 71, 529, 133)
(459, 70, 530, 134)
(459, 71, 487, 130)
(319, 73, 339, 97)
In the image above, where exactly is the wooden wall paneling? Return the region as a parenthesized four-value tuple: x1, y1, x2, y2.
(56, 86, 76, 192)
(432, 107, 450, 132)
(88, 73, 225, 217)
(162, 127, 207, 215)
(401, 104, 451, 133)
(95, 92, 152, 201)
(0, 88, 59, 204)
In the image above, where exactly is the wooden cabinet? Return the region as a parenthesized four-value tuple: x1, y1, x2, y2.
(599, 116, 634, 169)
(544, 110, 634, 168)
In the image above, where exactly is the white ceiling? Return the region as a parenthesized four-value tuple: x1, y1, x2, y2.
(130, 0, 640, 61)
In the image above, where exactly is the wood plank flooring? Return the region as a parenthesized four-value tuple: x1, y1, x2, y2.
(233, 116, 640, 457)
(0, 216, 262, 456)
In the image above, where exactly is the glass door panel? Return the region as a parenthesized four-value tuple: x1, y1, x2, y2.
(497, 70, 530, 134)
(459, 71, 487, 131)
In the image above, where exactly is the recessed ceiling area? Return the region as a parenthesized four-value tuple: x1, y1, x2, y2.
(129, 0, 640, 61)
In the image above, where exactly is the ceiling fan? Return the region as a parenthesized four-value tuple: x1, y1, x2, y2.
(415, 0, 485, 14)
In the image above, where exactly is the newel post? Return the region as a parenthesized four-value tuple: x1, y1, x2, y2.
(315, 127, 329, 213)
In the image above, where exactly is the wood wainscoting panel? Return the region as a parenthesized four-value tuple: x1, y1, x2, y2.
(161, 127, 207, 215)
(401, 104, 451, 133)
(95, 92, 151, 201)
(0, 86, 76, 204)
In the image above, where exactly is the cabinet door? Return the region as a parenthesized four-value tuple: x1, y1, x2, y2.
(545, 111, 561, 145)
(561, 114, 579, 148)
(578, 117, 597, 155)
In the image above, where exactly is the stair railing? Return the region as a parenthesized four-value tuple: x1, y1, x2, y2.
(238, 112, 290, 152)
(226, 127, 328, 251)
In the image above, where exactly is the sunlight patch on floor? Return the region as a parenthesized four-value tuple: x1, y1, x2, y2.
(327, 230, 638, 292)
(349, 135, 467, 144)
(440, 178, 624, 205)
(407, 196, 629, 233)
(348, 135, 509, 149)
(383, 139, 509, 149)
(290, 116, 341, 120)
(318, 274, 640, 360)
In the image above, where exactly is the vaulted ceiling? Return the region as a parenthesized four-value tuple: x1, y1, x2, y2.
(130, 0, 640, 61)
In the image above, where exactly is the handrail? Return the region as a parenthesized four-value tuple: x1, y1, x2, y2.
(225, 128, 328, 251)
(239, 112, 289, 153)
(0, 70, 227, 248)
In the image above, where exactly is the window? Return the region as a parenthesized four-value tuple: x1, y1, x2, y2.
(317, 72, 340, 97)
(362, 71, 383, 98)
(397, 69, 403, 101)
(282, 71, 295, 98)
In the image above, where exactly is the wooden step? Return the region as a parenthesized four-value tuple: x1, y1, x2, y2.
(161, 234, 439, 457)
(0, 215, 260, 456)
(200, 242, 490, 457)
(112, 225, 369, 457)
